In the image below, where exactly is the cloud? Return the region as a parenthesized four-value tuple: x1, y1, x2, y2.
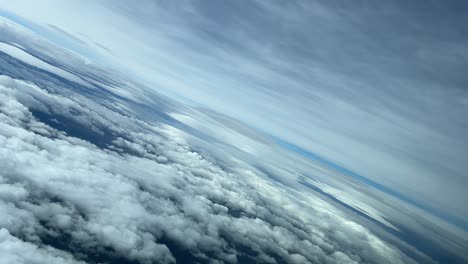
(0, 228, 84, 264)
(0, 5, 467, 264)
(0, 74, 428, 263)
(3, 0, 465, 225)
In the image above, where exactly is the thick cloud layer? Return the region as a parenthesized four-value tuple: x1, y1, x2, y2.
(0, 75, 422, 263)
(3, 0, 466, 226)
(0, 5, 467, 264)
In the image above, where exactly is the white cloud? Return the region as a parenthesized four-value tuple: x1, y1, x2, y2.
(0, 228, 84, 264)
(0, 8, 467, 263)
(0, 75, 424, 263)
(3, 0, 463, 225)
(0, 41, 89, 87)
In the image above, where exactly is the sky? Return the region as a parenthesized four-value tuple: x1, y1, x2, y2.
(7, 0, 466, 226)
(1, 0, 467, 227)
(0, 0, 468, 263)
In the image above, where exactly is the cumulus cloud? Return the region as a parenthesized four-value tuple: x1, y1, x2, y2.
(0, 228, 84, 264)
(4, 0, 465, 226)
(0, 74, 425, 263)
(0, 8, 467, 264)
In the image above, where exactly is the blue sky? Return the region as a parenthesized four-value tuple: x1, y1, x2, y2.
(2, 1, 468, 263)
(1, 0, 468, 231)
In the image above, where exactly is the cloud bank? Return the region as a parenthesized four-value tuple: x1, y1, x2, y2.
(1, 0, 466, 226)
(0, 2, 467, 264)
(0, 74, 425, 263)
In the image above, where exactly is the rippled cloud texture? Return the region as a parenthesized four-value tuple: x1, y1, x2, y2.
(0, 1, 467, 264)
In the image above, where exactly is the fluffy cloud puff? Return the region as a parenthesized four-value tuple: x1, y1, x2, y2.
(0, 75, 419, 264)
